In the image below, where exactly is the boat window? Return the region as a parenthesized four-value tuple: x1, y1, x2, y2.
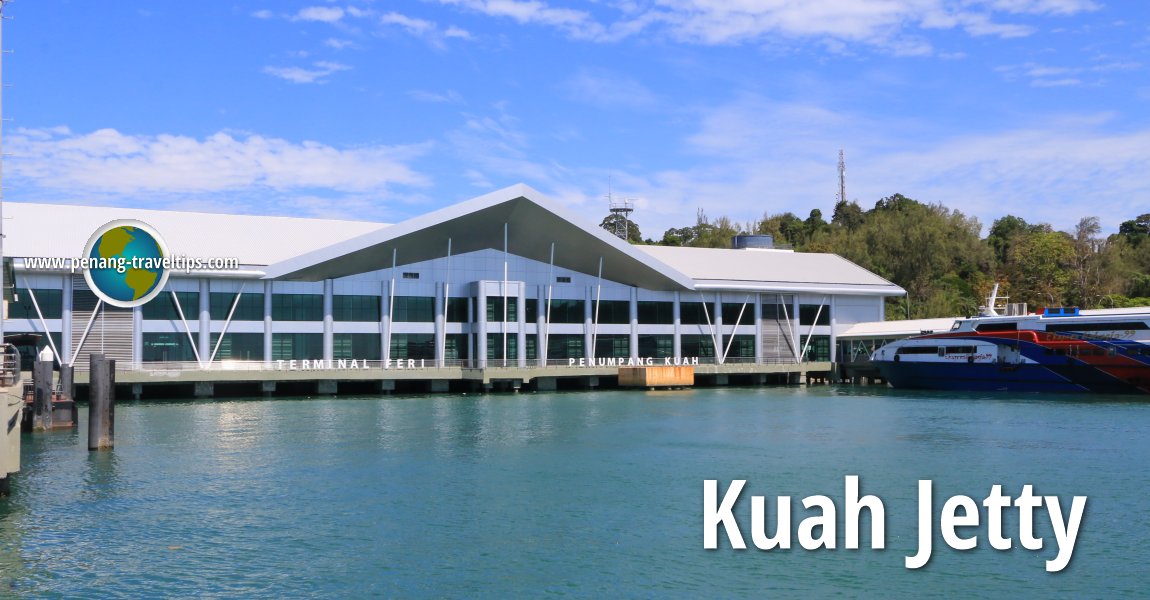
(896, 346, 939, 355)
(976, 322, 1018, 332)
(943, 346, 977, 355)
(950, 322, 961, 331)
(1045, 321, 1150, 332)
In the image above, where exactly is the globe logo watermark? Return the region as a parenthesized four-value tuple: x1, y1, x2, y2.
(81, 219, 171, 308)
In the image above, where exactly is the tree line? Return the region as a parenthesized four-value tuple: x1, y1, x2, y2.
(601, 197, 1150, 320)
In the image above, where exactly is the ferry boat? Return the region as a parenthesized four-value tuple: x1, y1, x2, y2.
(0, 344, 22, 495)
(871, 288, 1150, 394)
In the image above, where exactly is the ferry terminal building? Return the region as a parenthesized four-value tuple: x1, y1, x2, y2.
(3, 184, 905, 395)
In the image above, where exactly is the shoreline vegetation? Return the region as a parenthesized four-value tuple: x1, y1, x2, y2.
(603, 196, 1150, 320)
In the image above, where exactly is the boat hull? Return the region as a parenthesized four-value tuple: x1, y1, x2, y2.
(873, 360, 1150, 394)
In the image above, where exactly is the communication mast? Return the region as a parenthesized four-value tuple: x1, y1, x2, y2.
(837, 149, 846, 204)
(606, 180, 635, 241)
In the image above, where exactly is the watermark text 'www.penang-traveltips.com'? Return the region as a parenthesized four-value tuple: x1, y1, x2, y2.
(23, 255, 239, 274)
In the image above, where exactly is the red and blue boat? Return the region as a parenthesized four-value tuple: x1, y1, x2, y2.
(871, 290, 1150, 394)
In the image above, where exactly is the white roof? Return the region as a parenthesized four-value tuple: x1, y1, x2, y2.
(3, 202, 387, 266)
(637, 245, 903, 295)
(838, 317, 959, 338)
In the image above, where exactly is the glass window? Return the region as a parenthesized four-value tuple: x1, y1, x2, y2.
(487, 333, 518, 361)
(799, 304, 831, 326)
(9, 288, 63, 319)
(638, 334, 674, 358)
(728, 335, 756, 359)
(722, 303, 755, 327)
(333, 295, 381, 322)
(526, 336, 537, 361)
(272, 294, 323, 322)
(445, 334, 469, 360)
(446, 297, 469, 323)
(333, 333, 381, 360)
(272, 333, 323, 360)
(762, 303, 793, 321)
(525, 299, 538, 323)
(392, 296, 434, 322)
(593, 334, 629, 359)
(391, 333, 434, 360)
(803, 335, 831, 362)
(142, 332, 197, 362)
(681, 334, 716, 358)
(592, 300, 630, 325)
(209, 332, 264, 361)
(143, 291, 200, 320)
(546, 299, 584, 324)
(486, 297, 518, 322)
(637, 301, 673, 325)
(679, 302, 716, 325)
(209, 292, 264, 321)
(546, 334, 584, 360)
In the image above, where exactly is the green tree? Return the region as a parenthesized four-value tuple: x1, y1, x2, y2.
(599, 213, 643, 244)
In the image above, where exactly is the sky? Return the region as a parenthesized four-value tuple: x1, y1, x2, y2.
(4, 0, 1148, 239)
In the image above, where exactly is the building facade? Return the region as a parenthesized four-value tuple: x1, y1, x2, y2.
(3, 185, 905, 379)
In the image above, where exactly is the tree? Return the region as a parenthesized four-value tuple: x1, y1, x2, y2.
(599, 213, 642, 244)
(831, 200, 864, 231)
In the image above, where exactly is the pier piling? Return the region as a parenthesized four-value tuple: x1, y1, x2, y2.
(59, 364, 77, 425)
(32, 358, 53, 431)
(88, 354, 115, 451)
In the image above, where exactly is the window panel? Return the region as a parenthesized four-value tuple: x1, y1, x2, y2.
(272, 294, 323, 322)
(143, 291, 199, 320)
(209, 292, 264, 321)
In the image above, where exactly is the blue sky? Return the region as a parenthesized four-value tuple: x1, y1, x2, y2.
(5, 0, 1148, 238)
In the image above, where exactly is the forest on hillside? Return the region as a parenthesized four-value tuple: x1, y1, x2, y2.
(601, 195, 1150, 320)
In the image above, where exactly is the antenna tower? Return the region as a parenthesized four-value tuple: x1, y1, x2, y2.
(837, 149, 846, 204)
(606, 180, 634, 241)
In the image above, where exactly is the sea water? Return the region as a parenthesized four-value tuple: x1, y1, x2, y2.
(0, 387, 1146, 597)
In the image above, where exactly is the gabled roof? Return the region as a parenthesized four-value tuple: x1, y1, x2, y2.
(4, 201, 386, 267)
(638, 246, 904, 296)
(263, 184, 697, 291)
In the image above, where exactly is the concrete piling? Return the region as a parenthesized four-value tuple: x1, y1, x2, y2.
(88, 354, 115, 451)
(32, 358, 53, 431)
(60, 364, 78, 425)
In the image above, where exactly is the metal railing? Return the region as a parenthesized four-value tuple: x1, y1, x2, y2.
(116, 354, 822, 372)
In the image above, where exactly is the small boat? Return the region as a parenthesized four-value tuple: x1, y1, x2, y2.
(871, 286, 1150, 394)
(1, 344, 22, 495)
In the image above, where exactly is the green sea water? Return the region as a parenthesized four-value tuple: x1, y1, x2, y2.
(0, 386, 1146, 598)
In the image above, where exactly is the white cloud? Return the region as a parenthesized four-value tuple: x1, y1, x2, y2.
(434, 0, 1100, 53)
(263, 61, 351, 84)
(379, 11, 474, 48)
(561, 68, 657, 109)
(7, 127, 431, 209)
(251, 9, 274, 20)
(324, 38, 356, 50)
(996, 60, 1143, 87)
(292, 6, 346, 23)
(407, 89, 465, 104)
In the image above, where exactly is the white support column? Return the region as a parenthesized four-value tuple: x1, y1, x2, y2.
(466, 295, 475, 368)
(629, 287, 638, 360)
(263, 281, 273, 365)
(583, 286, 593, 361)
(753, 294, 762, 364)
(536, 285, 546, 367)
(381, 280, 392, 364)
(62, 275, 74, 365)
(434, 281, 445, 368)
(131, 306, 142, 366)
(517, 283, 527, 368)
(672, 291, 682, 359)
(322, 278, 334, 363)
(198, 279, 210, 361)
(714, 293, 724, 363)
(477, 284, 488, 368)
(830, 295, 838, 363)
